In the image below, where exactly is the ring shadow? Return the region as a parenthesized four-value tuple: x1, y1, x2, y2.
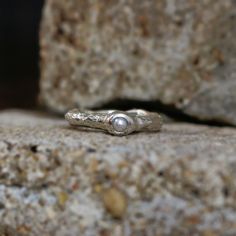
(61, 125, 161, 137)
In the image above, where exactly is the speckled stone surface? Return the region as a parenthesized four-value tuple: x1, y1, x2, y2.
(40, 0, 236, 124)
(0, 110, 236, 235)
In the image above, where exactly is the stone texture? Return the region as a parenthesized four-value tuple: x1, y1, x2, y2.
(40, 0, 236, 124)
(0, 110, 236, 235)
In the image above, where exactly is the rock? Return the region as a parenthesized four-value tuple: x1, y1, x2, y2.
(40, 0, 236, 125)
(0, 110, 236, 235)
(102, 187, 127, 219)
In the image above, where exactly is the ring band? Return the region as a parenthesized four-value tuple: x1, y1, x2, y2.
(65, 109, 162, 136)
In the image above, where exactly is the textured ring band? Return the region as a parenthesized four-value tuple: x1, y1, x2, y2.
(65, 109, 162, 136)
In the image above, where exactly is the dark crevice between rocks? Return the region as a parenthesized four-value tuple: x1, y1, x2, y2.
(1, 182, 51, 190)
(96, 99, 234, 128)
(30, 145, 38, 153)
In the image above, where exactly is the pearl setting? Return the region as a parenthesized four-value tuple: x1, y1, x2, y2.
(112, 117, 128, 132)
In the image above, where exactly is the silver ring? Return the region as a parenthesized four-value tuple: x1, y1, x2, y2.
(65, 109, 162, 136)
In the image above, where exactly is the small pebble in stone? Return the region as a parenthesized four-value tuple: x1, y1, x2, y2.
(57, 191, 69, 207)
(102, 187, 127, 218)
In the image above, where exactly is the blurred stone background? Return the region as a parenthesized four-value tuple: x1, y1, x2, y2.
(40, 0, 236, 124)
(0, 0, 236, 126)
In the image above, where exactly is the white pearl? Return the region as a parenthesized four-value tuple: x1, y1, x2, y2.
(112, 117, 128, 132)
